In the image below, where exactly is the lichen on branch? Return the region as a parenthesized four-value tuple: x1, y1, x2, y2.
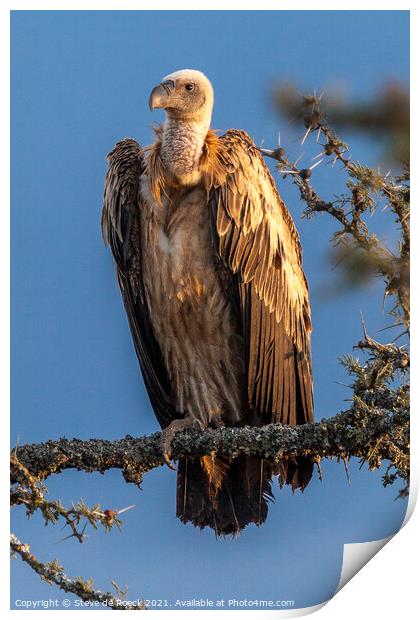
(10, 533, 145, 610)
(12, 403, 409, 491)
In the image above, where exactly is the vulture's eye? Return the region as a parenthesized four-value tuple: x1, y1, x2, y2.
(184, 83, 195, 92)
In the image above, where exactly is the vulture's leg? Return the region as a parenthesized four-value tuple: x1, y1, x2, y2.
(161, 414, 205, 470)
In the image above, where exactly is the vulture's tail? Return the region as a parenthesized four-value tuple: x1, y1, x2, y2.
(176, 454, 313, 536)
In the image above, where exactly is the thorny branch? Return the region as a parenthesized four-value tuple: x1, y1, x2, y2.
(11, 451, 141, 608)
(10, 534, 145, 610)
(12, 406, 409, 490)
(259, 91, 409, 494)
(261, 94, 410, 330)
(9, 382, 410, 605)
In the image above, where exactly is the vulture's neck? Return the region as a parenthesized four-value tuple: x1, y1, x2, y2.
(160, 117, 210, 185)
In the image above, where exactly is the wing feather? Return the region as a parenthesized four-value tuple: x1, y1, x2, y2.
(102, 139, 175, 428)
(210, 130, 313, 425)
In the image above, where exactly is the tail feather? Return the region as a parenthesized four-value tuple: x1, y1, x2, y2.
(276, 456, 314, 492)
(177, 455, 280, 536)
(201, 454, 229, 495)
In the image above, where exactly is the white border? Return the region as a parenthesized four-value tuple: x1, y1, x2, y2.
(3, 3, 416, 619)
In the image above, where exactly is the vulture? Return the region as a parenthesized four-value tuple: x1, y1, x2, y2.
(102, 69, 314, 536)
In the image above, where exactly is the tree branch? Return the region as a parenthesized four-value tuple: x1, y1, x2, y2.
(262, 93, 410, 330)
(11, 408, 409, 489)
(10, 534, 145, 610)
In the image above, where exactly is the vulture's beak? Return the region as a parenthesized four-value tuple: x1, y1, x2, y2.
(149, 80, 175, 111)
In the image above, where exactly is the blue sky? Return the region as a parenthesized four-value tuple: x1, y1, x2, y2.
(11, 10, 409, 610)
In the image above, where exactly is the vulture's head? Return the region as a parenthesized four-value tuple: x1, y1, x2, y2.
(149, 69, 214, 124)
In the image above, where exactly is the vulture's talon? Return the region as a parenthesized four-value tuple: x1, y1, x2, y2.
(162, 451, 177, 471)
(160, 429, 177, 470)
(160, 415, 205, 470)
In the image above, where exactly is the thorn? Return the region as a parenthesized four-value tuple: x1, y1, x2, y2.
(301, 126, 312, 145)
(360, 312, 368, 341)
(277, 131, 281, 147)
(294, 152, 304, 167)
(316, 460, 323, 482)
(91, 510, 105, 517)
(116, 504, 136, 516)
(259, 148, 275, 158)
(393, 329, 409, 343)
(13, 435, 21, 457)
(376, 322, 404, 334)
(56, 533, 75, 544)
(343, 458, 351, 485)
(382, 291, 388, 314)
(309, 158, 323, 171)
(311, 150, 324, 161)
(333, 380, 353, 388)
(57, 523, 88, 545)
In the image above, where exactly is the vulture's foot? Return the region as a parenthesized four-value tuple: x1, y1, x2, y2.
(160, 415, 205, 470)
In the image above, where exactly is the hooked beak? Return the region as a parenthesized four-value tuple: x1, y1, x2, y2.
(149, 80, 175, 111)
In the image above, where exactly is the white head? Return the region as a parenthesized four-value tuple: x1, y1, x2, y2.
(149, 69, 214, 125)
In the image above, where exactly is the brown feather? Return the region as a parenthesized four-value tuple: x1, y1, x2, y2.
(208, 129, 314, 429)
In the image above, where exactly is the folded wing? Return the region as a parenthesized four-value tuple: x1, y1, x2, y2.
(102, 139, 176, 428)
(209, 130, 314, 425)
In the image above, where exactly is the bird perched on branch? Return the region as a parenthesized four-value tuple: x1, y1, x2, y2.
(102, 69, 314, 536)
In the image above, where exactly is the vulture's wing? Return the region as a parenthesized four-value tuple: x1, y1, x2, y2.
(102, 139, 175, 428)
(210, 130, 313, 425)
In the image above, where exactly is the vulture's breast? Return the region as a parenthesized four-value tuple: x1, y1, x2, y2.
(139, 178, 244, 425)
